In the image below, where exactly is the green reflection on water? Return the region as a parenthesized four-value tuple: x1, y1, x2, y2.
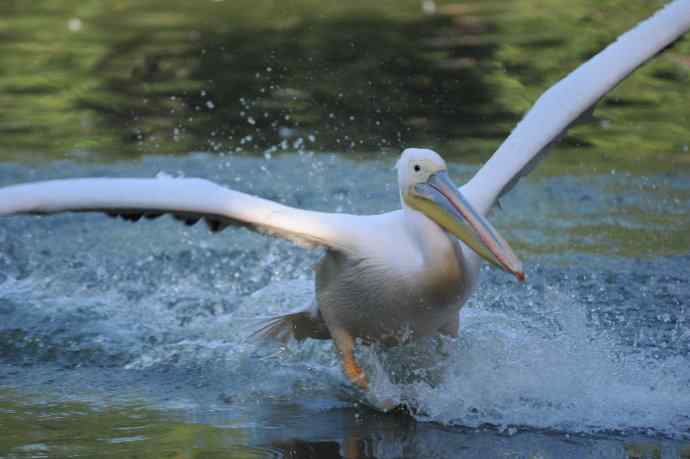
(517, 224, 690, 258)
(0, 390, 264, 459)
(0, 0, 688, 172)
(2, 389, 690, 459)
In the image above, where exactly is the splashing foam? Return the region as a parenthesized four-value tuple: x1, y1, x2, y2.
(241, 280, 690, 437)
(360, 286, 690, 437)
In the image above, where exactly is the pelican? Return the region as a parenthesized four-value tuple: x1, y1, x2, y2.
(0, 0, 688, 392)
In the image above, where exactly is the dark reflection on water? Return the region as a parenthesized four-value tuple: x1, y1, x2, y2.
(94, 14, 507, 155)
(0, 0, 689, 167)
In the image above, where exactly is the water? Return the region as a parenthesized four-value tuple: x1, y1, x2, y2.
(0, 0, 689, 163)
(1, 153, 689, 458)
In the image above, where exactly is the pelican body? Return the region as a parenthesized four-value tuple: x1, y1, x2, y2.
(0, 0, 688, 394)
(314, 208, 474, 345)
(265, 151, 498, 387)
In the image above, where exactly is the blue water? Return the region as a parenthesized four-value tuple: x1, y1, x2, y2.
(1, 153, 689, 457)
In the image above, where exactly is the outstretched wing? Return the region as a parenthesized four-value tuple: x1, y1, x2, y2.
(463, 0, 690, 214)
(0, 176, 360, 251)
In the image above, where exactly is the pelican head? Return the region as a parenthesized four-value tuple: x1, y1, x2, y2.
(397, 148, 524, 281)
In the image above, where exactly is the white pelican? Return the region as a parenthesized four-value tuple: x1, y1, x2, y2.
(0, 0, 688, 392)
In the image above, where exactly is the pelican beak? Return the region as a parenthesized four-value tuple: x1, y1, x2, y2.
(405, 170, 524, 281)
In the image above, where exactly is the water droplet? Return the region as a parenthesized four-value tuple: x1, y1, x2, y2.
(67, 18, 82, 32)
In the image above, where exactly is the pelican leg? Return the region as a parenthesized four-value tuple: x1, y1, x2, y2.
(438, 314, 459, 338)
(331, 327, 368, 390)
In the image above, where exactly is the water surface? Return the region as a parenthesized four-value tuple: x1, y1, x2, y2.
(1, 154, 689, 458)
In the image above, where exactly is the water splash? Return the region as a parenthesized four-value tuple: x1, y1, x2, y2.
(177, 275, 690, 438)
(1, 155, 689, 439)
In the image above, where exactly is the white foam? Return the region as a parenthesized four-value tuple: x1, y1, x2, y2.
(228, 279, 690, 436)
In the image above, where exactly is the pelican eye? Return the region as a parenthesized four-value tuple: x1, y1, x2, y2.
(414, 164, 421, 172)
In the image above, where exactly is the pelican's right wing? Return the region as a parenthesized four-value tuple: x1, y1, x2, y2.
(0, 176, 361, 252)
(463, 0, 690, 213)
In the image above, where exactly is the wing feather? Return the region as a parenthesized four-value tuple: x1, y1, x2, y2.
(0, 176, 360, 251)
(464, 0, 690, 213)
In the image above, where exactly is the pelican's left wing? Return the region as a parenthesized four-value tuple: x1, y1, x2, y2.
(463, 0, 690, 214)
(0, 177, 360, 251)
